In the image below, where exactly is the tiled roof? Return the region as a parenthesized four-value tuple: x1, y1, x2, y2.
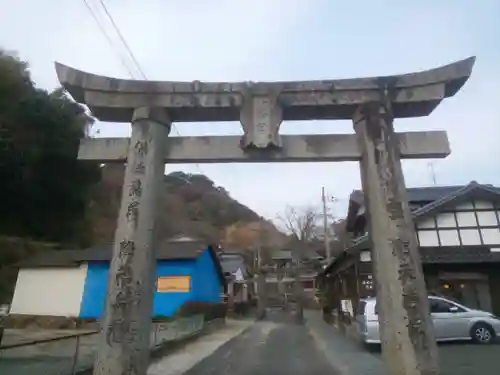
(407, 184, 500, 203)
(412, 182, 500, 217)
(18, 239, 210, 267)
(17, 238, 228, 287)
(346, 181, 500, 233)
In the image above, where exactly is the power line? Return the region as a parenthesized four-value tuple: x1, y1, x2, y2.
(83, 0, 205, 175)
(96, 0, 203, 174)
(81, 0, 136, 78)
(98, 0, 147, 80)
(96, 0, 176, 137)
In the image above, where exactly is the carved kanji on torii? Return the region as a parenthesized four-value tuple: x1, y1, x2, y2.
(55, 57, 475, 375)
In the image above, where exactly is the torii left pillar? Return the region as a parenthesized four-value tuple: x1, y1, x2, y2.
(93, 107, 170, 375)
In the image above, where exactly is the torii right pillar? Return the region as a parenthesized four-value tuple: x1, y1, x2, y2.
(354, 102, 438, 375)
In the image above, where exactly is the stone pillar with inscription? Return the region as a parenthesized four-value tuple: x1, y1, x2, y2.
(93, 107, 170, 375)
(353, 102, 439, 375)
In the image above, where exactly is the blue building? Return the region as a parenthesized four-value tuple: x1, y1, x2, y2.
(11, 237, 226, 318)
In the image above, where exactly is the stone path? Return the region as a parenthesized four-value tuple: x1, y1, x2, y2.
(148, 319, 253, 375)
(304, 310, 386, 375)
(175, 312, 339, 375)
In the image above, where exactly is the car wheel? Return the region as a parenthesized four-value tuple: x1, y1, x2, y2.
(470, 322, 495, 344)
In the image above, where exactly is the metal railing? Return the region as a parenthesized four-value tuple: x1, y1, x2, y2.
(0, 314, 204, 375)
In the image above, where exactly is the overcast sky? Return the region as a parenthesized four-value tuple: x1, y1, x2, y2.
(1, 0, 499, 220)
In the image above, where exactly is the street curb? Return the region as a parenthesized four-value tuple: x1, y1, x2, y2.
(304, 310, 387, 375)
(185, 317, 257, 359)
(149, 318, 226, 361)
(75, 318, 228, 375)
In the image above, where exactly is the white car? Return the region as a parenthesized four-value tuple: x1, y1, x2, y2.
(356, 296, 500, 345)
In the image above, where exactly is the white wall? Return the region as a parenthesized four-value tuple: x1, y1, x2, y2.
(416, 200, 500, 248)
(10, 265, 88, 317)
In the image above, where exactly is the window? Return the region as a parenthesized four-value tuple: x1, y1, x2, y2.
(436, 213, 456, 228)
(417, 217, 436, 229)
(429, 299, 453, 313)
(438, 229, 460, 246)
(475, 201, 494, 209)
(456, 211, 477, 227)
(360, 251, 371, 262)
(477, 211, 498, 226)
(417, 230, 439, 247)
(455, 201, 474, 210)
(429, 298, 464, 313)
(302, 280, 314, 289)
(460, 229, 481, 245)
(481, 228, 500, 245)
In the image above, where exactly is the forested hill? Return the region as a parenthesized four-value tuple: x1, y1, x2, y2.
(86, 165, 262, 243)
(0, 48, 264, 247)
(0, 48, 274, 303)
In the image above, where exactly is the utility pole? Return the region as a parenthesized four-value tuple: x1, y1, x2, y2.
(322, 187, 331, 263)
(256, 234, 266, 319)
(428, 162, 437, 185)
(293, 248, 304, 321)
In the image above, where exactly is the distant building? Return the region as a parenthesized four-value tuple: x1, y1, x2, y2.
(266, 249, 323, 305)
(318, 181, 500, 316)
(218, 252, 249, 281)
(10, 237, 226, 318)
(218, 250, 254, 303)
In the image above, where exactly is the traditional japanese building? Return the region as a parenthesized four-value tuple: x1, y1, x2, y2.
(318, 181, 500, 316)
(265, 249, 323, 306)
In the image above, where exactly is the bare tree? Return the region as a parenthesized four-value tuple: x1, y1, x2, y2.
(277, 205, 321, 244)
(276, 202, 349, 261)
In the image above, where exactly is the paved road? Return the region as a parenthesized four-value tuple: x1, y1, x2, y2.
(182, 311, 339, 375)
(148, 319, 254, 375)
(373, 341, 500, 375)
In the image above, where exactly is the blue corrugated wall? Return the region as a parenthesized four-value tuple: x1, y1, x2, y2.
(79, 248, 222, 319)
(192, 248, 224, 302)
(79, 261, 109, 318)
(153, 259, 195, 317)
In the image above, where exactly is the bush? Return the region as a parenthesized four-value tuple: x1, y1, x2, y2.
(233, 302, 251, 315)
(152, 315, 174, 323)
(175, 301, 227, 322)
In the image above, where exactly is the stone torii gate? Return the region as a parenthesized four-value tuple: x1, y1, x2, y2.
(55, 57, 474, 375)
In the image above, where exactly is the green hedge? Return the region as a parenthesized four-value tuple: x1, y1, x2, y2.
(175, 301, 227, 321)
(233, 301, 252, 315)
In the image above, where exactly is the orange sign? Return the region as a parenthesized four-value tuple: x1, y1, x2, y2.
(157, 276, 190, 293)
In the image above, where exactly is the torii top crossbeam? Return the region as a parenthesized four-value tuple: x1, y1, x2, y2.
(56, 57, 474, 123)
